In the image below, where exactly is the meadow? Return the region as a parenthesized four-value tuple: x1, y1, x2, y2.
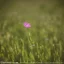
(0, 0, 64, 64)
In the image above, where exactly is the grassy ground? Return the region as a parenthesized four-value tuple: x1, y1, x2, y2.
(0, 0, 64, 64)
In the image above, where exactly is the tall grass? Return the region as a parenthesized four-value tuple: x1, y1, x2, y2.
(0, 0, 64, 64)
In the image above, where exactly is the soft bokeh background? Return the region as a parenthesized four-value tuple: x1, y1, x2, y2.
(0, 0, 64, 63)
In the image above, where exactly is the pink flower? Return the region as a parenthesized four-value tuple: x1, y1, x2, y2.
(23, 22, 31, 28)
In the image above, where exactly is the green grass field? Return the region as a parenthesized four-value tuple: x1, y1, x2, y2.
(0, 0, 64, 64)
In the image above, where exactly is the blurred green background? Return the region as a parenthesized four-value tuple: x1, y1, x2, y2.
(0, 0, 64, 64)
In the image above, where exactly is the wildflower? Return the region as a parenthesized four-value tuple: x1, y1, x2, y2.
(23, 22, 31, 28)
